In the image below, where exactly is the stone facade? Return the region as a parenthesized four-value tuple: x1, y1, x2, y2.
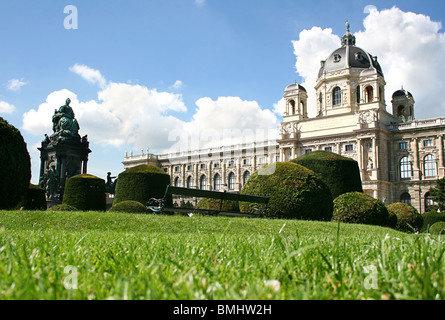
(122, 26, 445, 213)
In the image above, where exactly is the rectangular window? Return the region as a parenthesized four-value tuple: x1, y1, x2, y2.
(304, 149, 312, 154)
(200, 163, 206, 170)
(243, 158, 250, 165)
(174, 166, 180, 172)
(324, 147, 333, 152)
(399, 142, 408, 150)
(228, 160, 235, 167)
(424, 139, 433, 147)
(259, 157, 266, 164)
(187, 164, 192, 171)
(345, 144, 354, 152)
(214, 162, 220, 169)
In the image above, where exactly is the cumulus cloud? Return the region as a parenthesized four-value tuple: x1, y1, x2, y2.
(7, 78, 27, 91)
(69, 64, 107, 88)
(22, 64, 278, 155)
(292, 27, 339, 117)
(168, 96, 279, 153)
(0, 101, 16, 114)
(291, 6, 445, 119)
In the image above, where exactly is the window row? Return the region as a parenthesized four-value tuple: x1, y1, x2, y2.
(174, 171, 251, 191)
(399, 192, 437, 210)
(399, 154, 437, 179)
(326, 85, 382, 107)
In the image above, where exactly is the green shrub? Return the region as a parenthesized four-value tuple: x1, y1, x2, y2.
(63, 174, 106, 211)
(421, 210, 445, 232)
(239, 162, 333, 220)
(333, 192, 388, 226)
(430, 221, 445, 235)
(386, 202, 423, 233)
(196, 198, 239, 212)
(109, 200, 147, 213)
(49, 204, 78, 211)
(114, 164, 171, 206)
(24, 184, 47, 210)
(0, 117, 31, 209)
(291, 150, 363, 199)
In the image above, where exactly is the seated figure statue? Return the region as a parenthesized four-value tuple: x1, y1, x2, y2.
(51, 98, 81, 144)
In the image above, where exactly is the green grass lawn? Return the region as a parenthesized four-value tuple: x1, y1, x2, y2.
(0, 210, 444, 300)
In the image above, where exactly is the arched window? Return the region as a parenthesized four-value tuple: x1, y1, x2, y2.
(397, 105, 405, 118)
(174, 177, 180, 187)
(228, 172, 236, 190)
(356, 86, 360, 104)
(425, 191, 437, 210)
(333, 87, 341, 106)
(400, 156, 412, 179)
(199, 175, 207, 190)
(365, 86, 374, 103)
(400, 192, 411, 205)
(186, 176, 193, 189)
(243, 171, 250, 186)
(289, 100, 295, 115)
(424, 154, 437, 177)
(213, 173, 221, 191)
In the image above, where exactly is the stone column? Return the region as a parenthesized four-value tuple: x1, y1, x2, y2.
(412, 138, 420, 180)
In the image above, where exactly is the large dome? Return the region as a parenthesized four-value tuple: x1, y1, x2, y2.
(318, 31, 383, 78)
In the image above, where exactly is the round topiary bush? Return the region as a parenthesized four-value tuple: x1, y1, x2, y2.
(0, 117, 31, 209)
(62, 174, 106, 211)
(333, 192, 389, 226)
(421, 210, 445, 232)
(109, 200, 147, 213)
(196, 198, 239, 212)
(239, 162, 333, 220)
(291, 150, 363, 199)
(387, 202, 423, 233)
(430, 221, 445, 235)
(49, 204, 78, 211)
(114, 164, 171, 206)
(25, 184, 47, 210)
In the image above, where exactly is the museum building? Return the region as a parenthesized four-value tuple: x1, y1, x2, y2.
(123, 25, 445, 213)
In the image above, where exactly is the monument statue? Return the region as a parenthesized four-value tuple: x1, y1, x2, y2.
(38, 98, 92, 206)
(50, 98, 81, 145)
(105, 172, 117, 194)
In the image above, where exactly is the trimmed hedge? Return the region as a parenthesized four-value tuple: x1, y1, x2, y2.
(109, 200, 147, 213)
(0, 117, 31, 209)
(114, 165, 171, 206)
(63, 174, 106, 211)
(49, 204, 78, 211)
(333, 192, 388, 226)
(239, 162, 333, 220)
(430, 221, 445, 235)
(387, 202, 423, 233)
(421, 211, 445, 232)
(291, 150, 363, 199)
(25, 184, 47, 210)
(196, 198, 240, 212)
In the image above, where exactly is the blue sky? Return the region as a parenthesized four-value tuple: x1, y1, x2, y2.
(1, 0, 444, 184)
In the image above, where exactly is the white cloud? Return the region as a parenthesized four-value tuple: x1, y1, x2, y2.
(364, 5, 377, 14)
(7, 78, 27, 91)
(169, 96, 279, 152)
(291, 6, 445, 119)
(356, 6, 445, 119)
(170, 80, 183, 90)
(0, 101, 16, 114)
(69, 64, 107, 88)
(292, 27, 339, 117)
